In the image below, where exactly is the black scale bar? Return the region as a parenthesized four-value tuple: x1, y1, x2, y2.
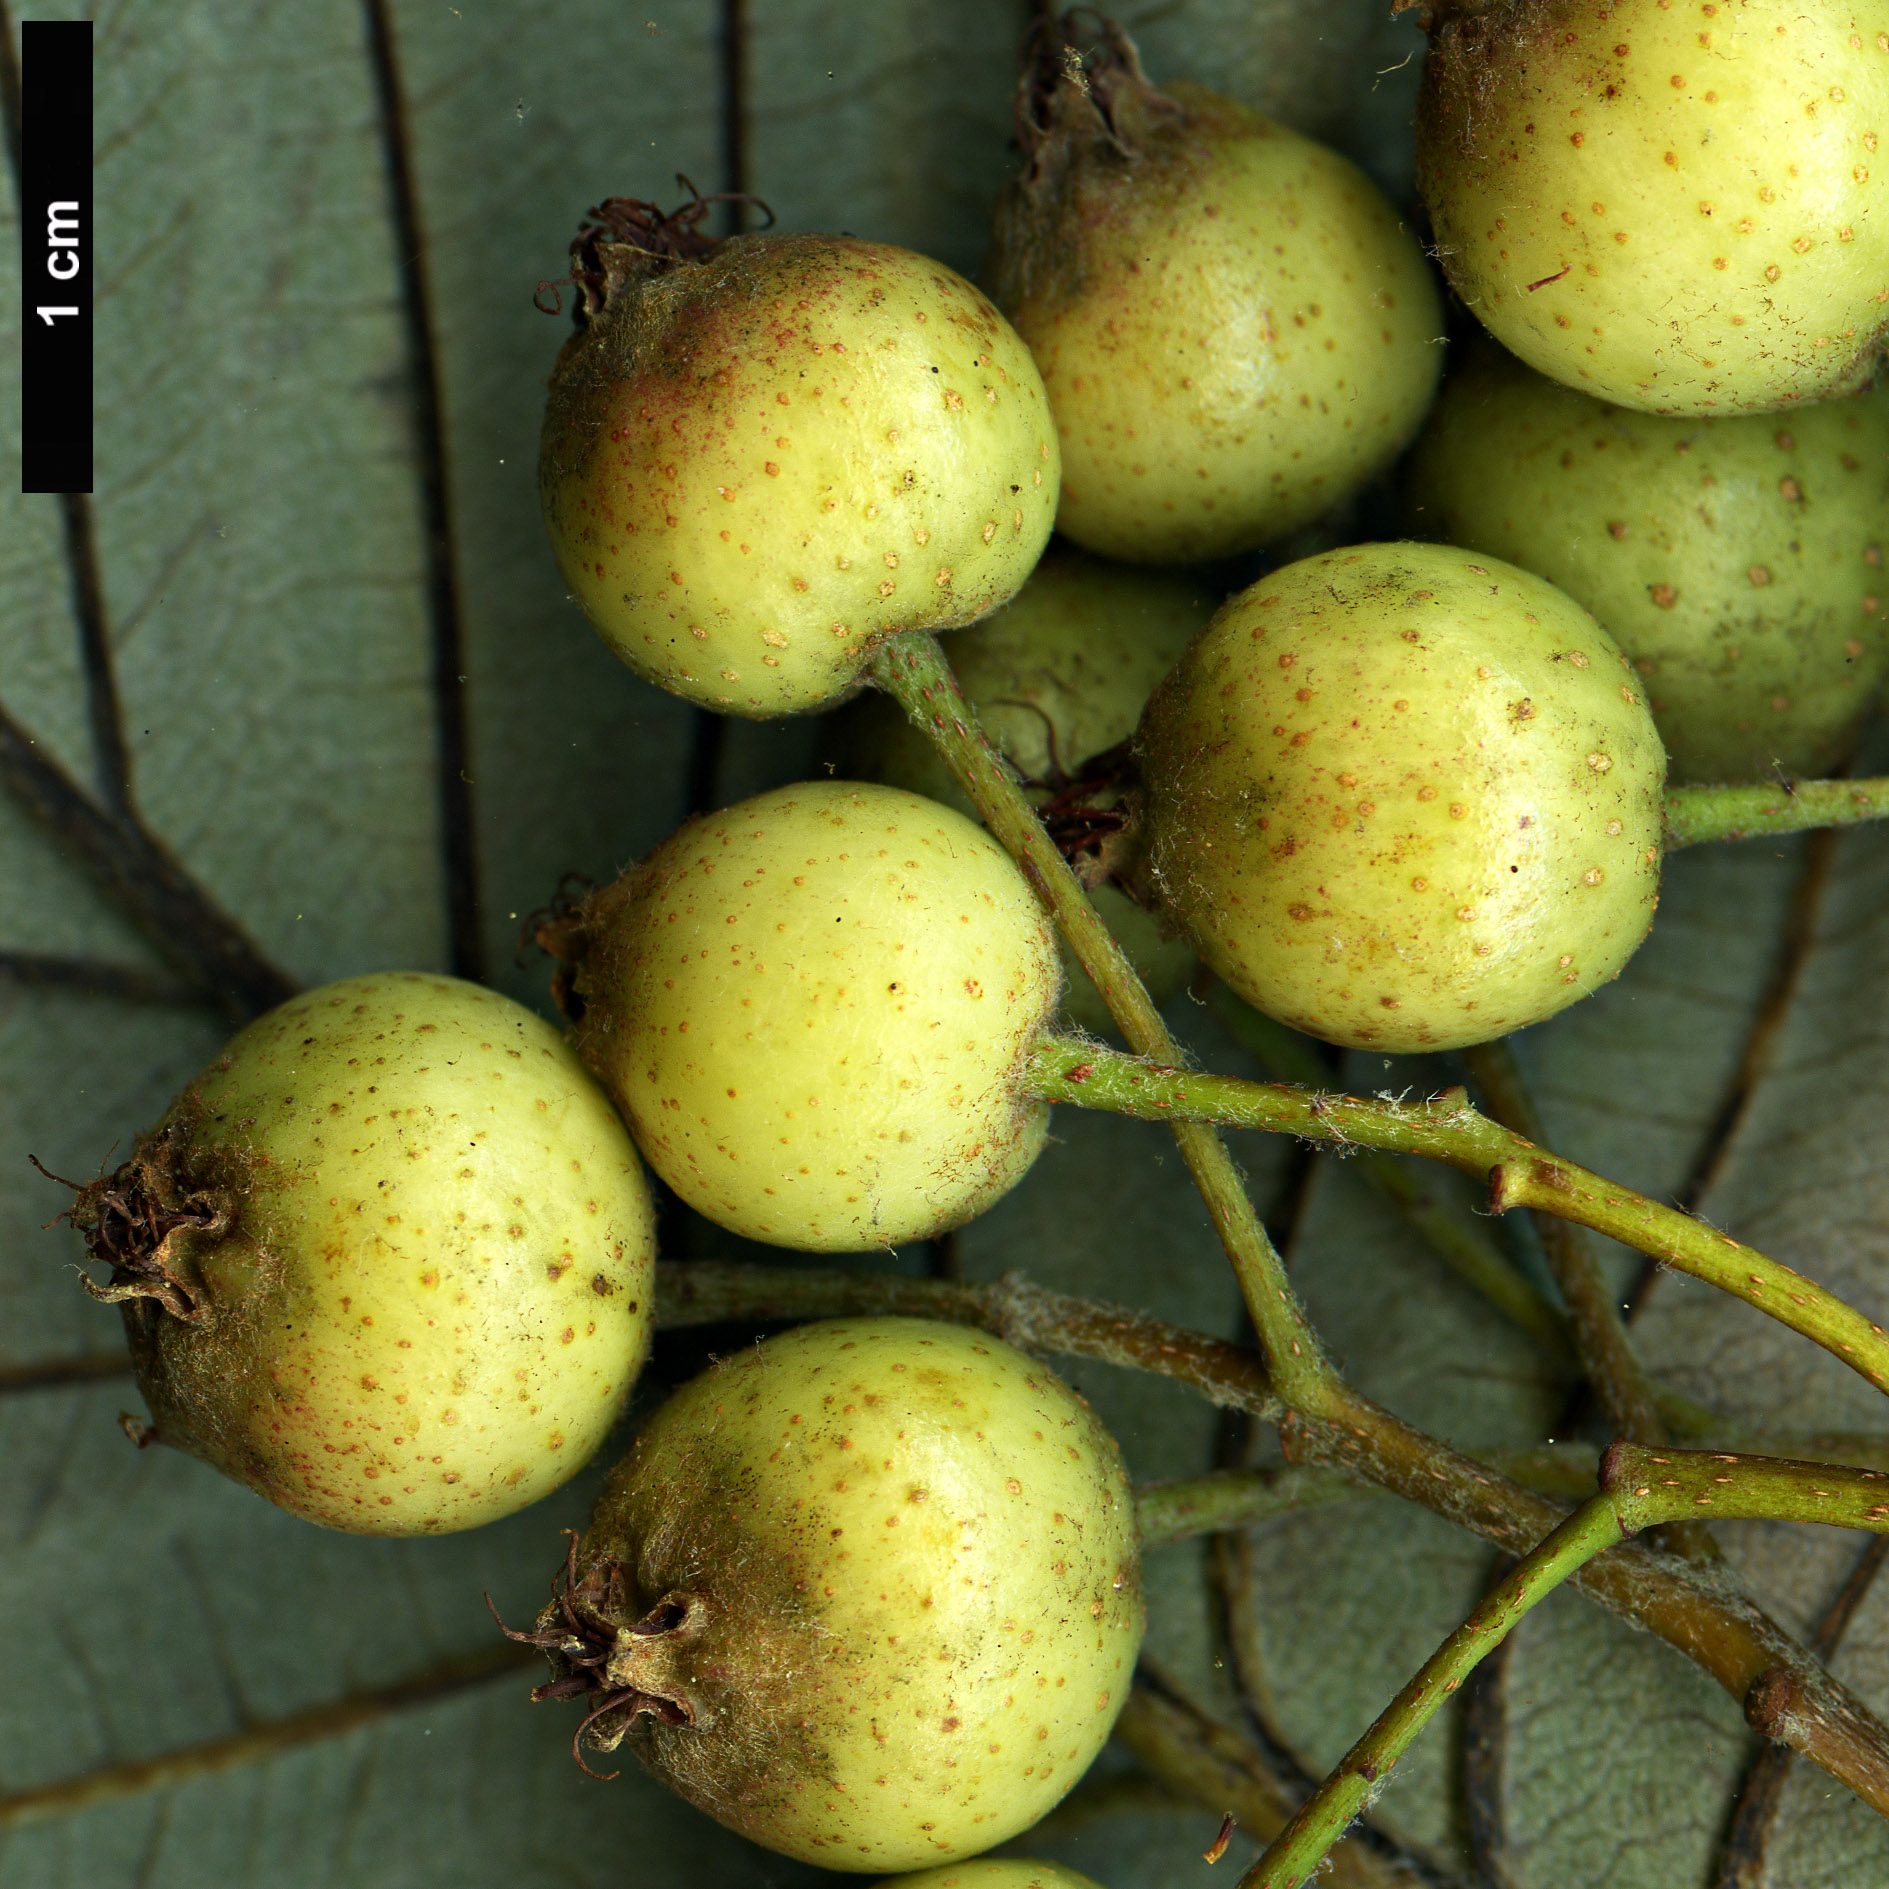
(20, 19, 92, 494)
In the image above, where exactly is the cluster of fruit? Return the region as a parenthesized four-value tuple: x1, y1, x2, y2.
(56, 3, 1887, 1883)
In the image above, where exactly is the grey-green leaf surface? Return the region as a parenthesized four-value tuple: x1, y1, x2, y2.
(3, 4, 1887, 1888)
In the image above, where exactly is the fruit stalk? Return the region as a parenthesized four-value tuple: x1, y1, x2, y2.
(1208, 984, 1576, 1364)
(1023, 1036, 1889, 1402)
(655, 1257, 1281, 1417)
(1664, 779, 1889, 851)
(1459, 1041, 1671, 1447)
(1245, 1444, 1889, 1889)
(868, 630, 1334, 1411)
(1112, 1676, 1435, 1889)
(1243, 1492, 1627, 1889)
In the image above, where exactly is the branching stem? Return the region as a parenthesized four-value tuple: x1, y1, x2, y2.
(1023, 1035, 1889, 1402)
(1208, 983, 1576, 1363)
(869, 631, 1331, 1411)
(1245, 1443, 1889, 1888)
(1459, 1042, 1677, 1445)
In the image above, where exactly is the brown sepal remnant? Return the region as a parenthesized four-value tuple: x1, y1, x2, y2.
(1029, 737, 1139, 880)
(35, 1106, 226, 1323)
(989, 12, 1186, 311)
(1090, 778, 1164, 912)
(520, 873, 602, 1025)
(1415, 0, 1551, 175)
(489, 1531, 698, 1781)
(533, 176, 776, 323)
(526, 871, 642, 1081)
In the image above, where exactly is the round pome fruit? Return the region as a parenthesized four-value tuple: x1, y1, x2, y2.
(511, 1317, 1143, 1871)
(1407, 349, 1889, 781)
(1128, 544, 1666, 1052)
(988, 20, 1442, 563)
(1416, 0, 1889, 413)
(62, 974, 657, 1534)
(836, 546, 1211, 1031)
(547, 781, 1062, 1251)
(880, 1865, 1107, 1889)
(540, 199, 1060, 716)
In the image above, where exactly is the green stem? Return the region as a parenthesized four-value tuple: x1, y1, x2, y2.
(869, 631, 1332, 1411)
(1607, 1441, 1889, 1532)
(1135, 1463, 1367, 1547)
(1208, 986, 1766, 1447)
(1460, 1042, 1670, 1447)
(1664, 778, 1889, 850)
(1135, 1437, 1889, 1550)
(1247, 1442, 1889, 1889)
(1209, 983, 1575, 1365)
(1134, 1444, 1609, 1548)
(1243, 1495, 1627, 1889)
(1023, 1035, 1889, 1403)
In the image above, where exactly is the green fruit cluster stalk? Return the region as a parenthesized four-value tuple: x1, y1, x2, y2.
(1018, 1034, 1889, 1397)
(1247, 1444, 1889, 1889)
(869, 629, 1333, 1414)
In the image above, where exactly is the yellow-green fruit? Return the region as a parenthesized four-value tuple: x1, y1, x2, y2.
(540, 232, 1059, 716)
(1416, 0, 1889, 413)
(1131, 544, 1666, 1051)
(532, 1317, 1143, 1870)
(71, 974, 656, 1535)
(560, 782, 1062, 1250)
(1408, 349, 1889, 780)
(878, 1865, 1106, 1888)
(989, 33, 1442, 563)
(836, 547, 1210, 1030)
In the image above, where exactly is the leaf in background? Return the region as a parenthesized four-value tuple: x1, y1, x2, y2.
(4, 2, 1889, 1887)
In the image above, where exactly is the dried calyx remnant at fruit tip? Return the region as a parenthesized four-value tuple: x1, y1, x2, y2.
(53, 973, 658, 1536)
(499, 1318, 1144, 1871)
(534, 781, 1063, 1252)
(1415, 0, 1889, 414)
(987, 12, 1442, 562)
(539, 186, 1060, 717)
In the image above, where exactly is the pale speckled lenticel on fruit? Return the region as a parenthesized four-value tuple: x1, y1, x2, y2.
(559, 781, 1063, 1250)
(1417, 0, 1889, 414)
(1129, 542, 1667, 1052)
(541, 231, 1059, 717)
(543, 1317, 1143, 1870)
(76, 973, 657, 1535)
